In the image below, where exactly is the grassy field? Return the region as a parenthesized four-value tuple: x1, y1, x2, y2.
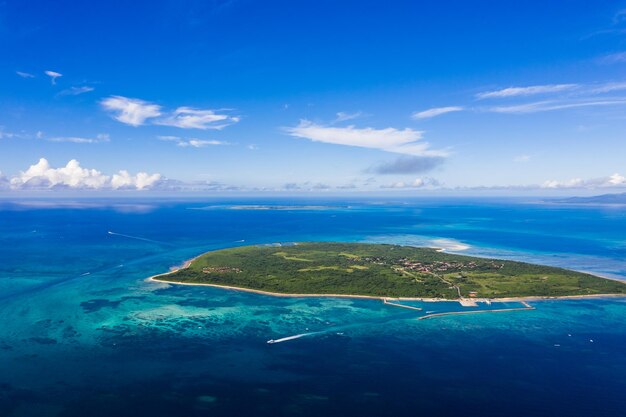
(157, 242, 626, 299)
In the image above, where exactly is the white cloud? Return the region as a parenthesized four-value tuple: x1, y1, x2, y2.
(11, 158, 109, 189)
(285, 120, 447, 156)
(101, 97, 239, 130)
(110, 171, 162, 190)
(476, 84, 578, 99)
(59, 86, 95, 96)
(44, 70, 63, 85)
(489, 99, 626, 114)
(16, 71, 35, 78)
(100, 96, 162, 127)
(157, 135, 180, 142)
(335, 111, 364, 122)
(177, 139, 227, 148)
(597, 52, 626, 64)
(157, 135, 227, 147)
(588, 81, 626, 94)
(542, 173, 626, 189)
(411, 106, 463, 120)
(514, 154, 531, 162)
(9, 158, 162, 190)
(47, 133, 110, 144)
(0, 128, 19, 139)
(608, 173, 626, 185)
(156, 107, 239, 130)
(383, 177, 440, 189)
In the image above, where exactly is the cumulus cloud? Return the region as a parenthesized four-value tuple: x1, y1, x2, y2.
(59, 86, 95, 96)
(476, 84, 578, 99)
(411, 106, 463, 120)
(9, 158, 162, 190)
(285, 120, 446, 156)
(382, 177, 440, 189)
(110, 171, 162, 190)
(542, 173, 626, 189)
(44, 70, 63, 85)
(369, 155, 445, 175)
(16, 71, 35, 78)
(47, 133, 110, 144)
(156, 107, 240, 130)
(100, 96, 162, 126)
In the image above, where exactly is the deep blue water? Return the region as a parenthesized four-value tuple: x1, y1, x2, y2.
(1, 198, 625, 417)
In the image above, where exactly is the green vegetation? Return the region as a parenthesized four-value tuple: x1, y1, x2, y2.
(158, 242, 626, 299)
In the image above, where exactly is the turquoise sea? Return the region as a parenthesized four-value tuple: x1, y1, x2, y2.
(1, 198, 625, 416)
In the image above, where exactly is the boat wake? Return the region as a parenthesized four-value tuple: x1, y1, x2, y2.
(267, 332, 316, 344)
(107, 231, 174, 246)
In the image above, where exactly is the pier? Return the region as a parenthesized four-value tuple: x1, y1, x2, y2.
(418, 301, 535, 320)
(382, 298, 423, 311)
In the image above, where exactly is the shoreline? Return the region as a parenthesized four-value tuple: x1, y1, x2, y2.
(147, 276, 626, 304)
(145, 248, 626, 303)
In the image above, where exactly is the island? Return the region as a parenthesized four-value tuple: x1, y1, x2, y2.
(149, 242, 626, 300)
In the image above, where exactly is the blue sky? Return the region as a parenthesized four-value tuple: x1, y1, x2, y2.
(1, 0, 626, 194)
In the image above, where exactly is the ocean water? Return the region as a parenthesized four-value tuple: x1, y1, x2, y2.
(0, 197, 625, 417)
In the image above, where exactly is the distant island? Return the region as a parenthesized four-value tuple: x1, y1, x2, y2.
(549, 192, 626, 205)
(150, 242, 626, 300)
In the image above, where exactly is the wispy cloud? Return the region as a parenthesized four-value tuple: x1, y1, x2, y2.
(369, 155, 445, 174)
(156, 107, 239, 130)
(9, 158, 162, 190)
(0, 128, 21, 139)
(588, 81, 626, 94)
(488, 98, 626, 114)
(411, 106, 463, 120)
(514, 154, 532, 162)
(157, 135, 227, 148)
(476, 84, 578, 99)
(177, 139, 227, 148)
(47, 133, 110, 144)
(16, 71, 35, 78)
(100, 96, 162, 127)
(285, 120, 447, 157)
(58, 86, 95, 96)
(334, 111, 364, 122)
(597, 51, 626, 64)
(101, 96, 240, 130)
(44, 70, 63, 85)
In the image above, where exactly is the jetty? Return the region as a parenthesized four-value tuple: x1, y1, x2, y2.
(418, 301, 535, 320)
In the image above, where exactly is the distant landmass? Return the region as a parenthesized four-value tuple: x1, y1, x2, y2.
(151, 242, 626, 299)
(551, 192, 626, 205)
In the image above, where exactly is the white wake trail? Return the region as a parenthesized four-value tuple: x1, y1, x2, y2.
(267, 332, 318, 344)
(107, 231, 174, 246)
